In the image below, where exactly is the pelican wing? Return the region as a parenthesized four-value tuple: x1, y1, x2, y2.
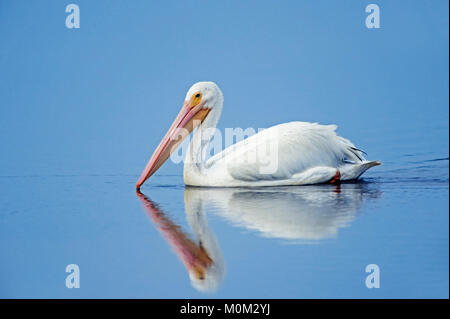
(207, 122, 367, 183)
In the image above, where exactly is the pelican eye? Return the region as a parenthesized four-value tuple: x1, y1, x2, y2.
(191, 92, 202, 107)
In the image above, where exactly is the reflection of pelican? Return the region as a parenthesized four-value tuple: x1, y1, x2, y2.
(185, 183, 380, 241)
(136, 191, 225, 292)
(136, 82, 380, 188)
(137, 183, 380, 292)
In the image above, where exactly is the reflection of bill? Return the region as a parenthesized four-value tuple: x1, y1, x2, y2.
(136, 190, 225, 292)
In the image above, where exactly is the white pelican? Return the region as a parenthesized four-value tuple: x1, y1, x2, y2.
(136, 82, 380, 188)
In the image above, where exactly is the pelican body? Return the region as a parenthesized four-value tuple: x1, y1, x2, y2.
(136, 82, 380, 188)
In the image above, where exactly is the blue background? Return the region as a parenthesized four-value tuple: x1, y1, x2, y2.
(0, 0, 448, 298)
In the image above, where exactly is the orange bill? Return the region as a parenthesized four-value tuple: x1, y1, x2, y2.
(136, 101, 210, 189)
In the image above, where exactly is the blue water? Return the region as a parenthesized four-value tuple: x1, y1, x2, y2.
(0, 1, 448, 298)
(1, 153, 448, 298)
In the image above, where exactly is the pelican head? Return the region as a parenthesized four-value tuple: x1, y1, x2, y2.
(136, 81, 223, 189)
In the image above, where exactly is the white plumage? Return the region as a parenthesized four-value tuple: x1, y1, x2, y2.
(185, 121, 380, 186)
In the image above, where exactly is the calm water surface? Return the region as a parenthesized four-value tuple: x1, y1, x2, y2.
(0, 146, 448, 298)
